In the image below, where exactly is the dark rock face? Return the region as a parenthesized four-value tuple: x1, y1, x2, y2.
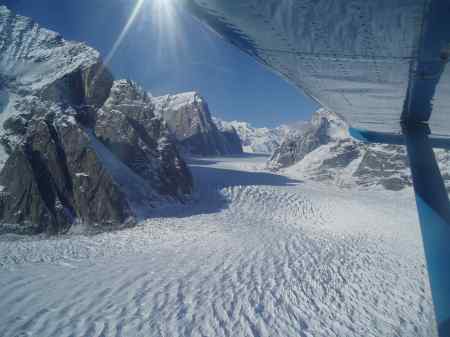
(0, 87, 192, 234)
(321, 141, 360, 169)
(0, 149, 57, 234)
(153, 92, 243, 156)
(269, 116, 331, 169)
(213, 118, 243, 155)
(219, 128, 243, 154)
(353, 145, 411, 190)
(0, 110, 134, 234)
(40, 62, 113, 115)
(95, 80, 193, 198)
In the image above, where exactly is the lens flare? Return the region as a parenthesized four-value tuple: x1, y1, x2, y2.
(151, 0, 187, 66)
(104, 0, 146, 67)
(94, 0, 187, 87)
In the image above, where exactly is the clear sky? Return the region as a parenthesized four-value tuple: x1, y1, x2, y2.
(4, 0, 319, 127)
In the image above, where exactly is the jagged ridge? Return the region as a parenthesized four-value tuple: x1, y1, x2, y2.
(214, 117, 306, 154)
(153, 92, 243, 156)
(268, 109, 450, 191)
(0, 6, 192, 234)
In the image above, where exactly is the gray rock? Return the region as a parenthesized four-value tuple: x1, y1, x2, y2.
(0, 109, 135, 234)
(213, 118, 243, 155)
(266, 109, 445, 191)
(269, 116, 330, 169)
(219, 127, 243, 154)
(153, 92, 243, 156)
(95, 80, 193, 198)
(321, 141, 360, 169)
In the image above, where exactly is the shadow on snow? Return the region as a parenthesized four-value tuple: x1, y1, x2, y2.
(154, 164, 302, 219)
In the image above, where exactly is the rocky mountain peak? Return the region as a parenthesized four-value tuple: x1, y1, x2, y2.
(268, 108, 450, 191)
(153, 91, 243, 156)
(0, 6, 111, 105)
(213, 118, 300, 154)
(0, 7, 192, 234)
(107, 80, 152, 106)
(310, 109, 349, 139)
(95, 79, 193, 199)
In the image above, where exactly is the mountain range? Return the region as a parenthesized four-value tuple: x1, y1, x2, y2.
(0, 6, 192, 234)
(213, 118, 305, 154)
(2, 4, 449, 236)
(268, 109, 450, 192)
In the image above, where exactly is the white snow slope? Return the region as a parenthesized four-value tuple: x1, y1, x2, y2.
(0, 156, 437, 337)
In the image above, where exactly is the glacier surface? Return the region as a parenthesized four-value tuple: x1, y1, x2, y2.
(0, 155, 437, 337)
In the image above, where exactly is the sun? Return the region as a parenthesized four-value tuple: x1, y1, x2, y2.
(102, 0, 180, 66)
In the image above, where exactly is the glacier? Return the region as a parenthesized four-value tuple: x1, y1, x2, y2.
(0, 155, 437, 336)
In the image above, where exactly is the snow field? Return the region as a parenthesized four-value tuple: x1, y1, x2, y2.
(0, 156, 437, 337)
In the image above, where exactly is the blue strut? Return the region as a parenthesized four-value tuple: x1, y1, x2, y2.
(352, 126, 450, 337)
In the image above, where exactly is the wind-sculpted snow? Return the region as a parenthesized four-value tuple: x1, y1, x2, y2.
(0, 156, 437, 336)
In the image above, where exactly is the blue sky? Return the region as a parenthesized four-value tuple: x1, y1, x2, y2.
(4, 0, 318, 127)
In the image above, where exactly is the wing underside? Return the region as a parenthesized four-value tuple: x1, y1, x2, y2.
(182, 0, 450, 136)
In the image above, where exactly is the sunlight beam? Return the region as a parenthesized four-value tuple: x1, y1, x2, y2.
(104, 0, 146, 67)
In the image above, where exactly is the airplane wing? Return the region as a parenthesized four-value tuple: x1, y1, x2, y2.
(179, 0, 450, 335)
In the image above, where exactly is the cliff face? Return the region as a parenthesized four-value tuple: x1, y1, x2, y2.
(153, 92, 243, 156)
(0, 6, 192, 234)
(213, 117, 244, 155)
(95, 80, 192, 198)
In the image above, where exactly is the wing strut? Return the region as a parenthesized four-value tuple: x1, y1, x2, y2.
(405, 124, 450, 337)
(353, 126, 450, 336)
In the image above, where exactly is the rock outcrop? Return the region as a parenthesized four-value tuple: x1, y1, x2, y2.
(0, 6, 192, 234)
(95, 80, 192, 198)
(153, 92, 243, 156)
(212, 118, 243, 155)
(0, 100, 135, 234)
(269, 111, 335, 167)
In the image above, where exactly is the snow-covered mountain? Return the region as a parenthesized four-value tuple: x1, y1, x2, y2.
(0, 5, 113, 167)
(153, 92, 243, 156)
(268, 109, 450, 191)
(212, 118, 305, 154)
(0, 6, 192, 234)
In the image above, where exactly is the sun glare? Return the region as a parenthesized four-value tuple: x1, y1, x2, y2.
(96, 0, 184, 79)
(150, 0, 187, 65)
(103, 0, 146, 67)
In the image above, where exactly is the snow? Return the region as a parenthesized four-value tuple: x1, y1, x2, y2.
(152, 91, 200, 113)
(213, 118, 306, 154)
(0, 5, 99, 93)
(0, 155, 437, 336)
(0, 90, 17, 168)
